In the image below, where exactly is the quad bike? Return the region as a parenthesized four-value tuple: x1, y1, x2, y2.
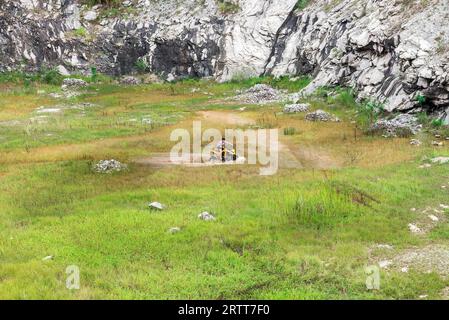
(209, 140, 238, 162)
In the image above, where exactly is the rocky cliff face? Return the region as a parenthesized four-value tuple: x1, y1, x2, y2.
(1, 0, 448, 119)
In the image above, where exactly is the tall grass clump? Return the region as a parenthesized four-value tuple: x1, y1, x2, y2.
(288, 187, 356, 228)
(229, 75, 311, 93)
(82, 0, 121, 7)
(216, 0, 240, 14)
(295, 0, 310, 10)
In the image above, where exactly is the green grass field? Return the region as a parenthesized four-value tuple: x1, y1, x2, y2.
(0, 76, 448, 299)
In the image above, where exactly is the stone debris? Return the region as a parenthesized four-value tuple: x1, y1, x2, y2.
(42, 255, 53, 261)
(235, 84, 284, 104)
(376, 244, 394, 250)
(148, 202, 166, 210)
(440, 204, 449, 210)
(142, 118, 152, 125)
(378, 260, 392, 269)
(368, 114, 421, 137)
(441, 287, 449, 300)
(83, 10, 98, 21)
(431, 157, 449, 164)
(198, 211, 215, 221)
(56, 65, 70, 76)
(305, 109, 339, 122)
(432, 141, 444, 147)
(283, 103, 310, 113)
(392, 245, 449, 277)
(401, 266, 409, 273)
(36, 107, 62, 114)
(35, 103, 96, 115)
(93, 159, 127, 173)
(428, 215, 439, 222)
(168, 227, 181, 234)
(409, 139, 421, 146)
(61, 78, 87, 91)
(120, 76, 141, 85)
(408, 223, 422, 234)
(419, 163, 432, 169)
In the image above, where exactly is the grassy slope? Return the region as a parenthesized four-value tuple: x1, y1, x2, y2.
(0, 78, 448, 299)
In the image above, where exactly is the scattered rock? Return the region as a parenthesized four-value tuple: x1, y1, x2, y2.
(431, 157, 449, 164)
(432, 141, 444, 147)
(401, 266, 409, 273)
(149, 202, 166, 211)
(56, 65, 70, 76)
(428, 215, 439, 222)
(198, 211, 215, 221)
(367, 114, 421, 137)
(410, 139, 421, 146)
(305, 109, 339, 122)
(379, 260, 392, 269)
(166, 73, 176, 82)
(419, 163, 432, 169)
(408, 223, 422, 234)
(36, 107, 62, 114)
(283, 103, 310, 113)
(440, 204, 449, 210)
(376, 244, 394, 250)
(93, 159, 127, 173)
(42, 255, 53, 261)
(235, 84, 284, 104)
(61, 78, 87, 91)
(418, 295, 428, 299)
(141, 73, 162, 84)
(120, 76, 140, 85)
(441, 287, 449, 300)
(168, 227, 181, 234)
(83, 10, 98, 21)
(392, 245, 449, 277)
(142, 118, 152, 125)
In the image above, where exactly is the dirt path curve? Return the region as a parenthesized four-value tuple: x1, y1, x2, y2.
(134, 110, 337, 169)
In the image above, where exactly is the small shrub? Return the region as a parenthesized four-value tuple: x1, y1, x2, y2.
(357, 99, 384, 129)
(416, 111, 430, 125)
(90, 67, 98, 82)
(295, 0, 310, 10)
(333, 89, 357, 109)
(217, 0, 240, 14)
(40, 69, 64, 85)
(431, 119, 444, 128)
(283, 127, 297, 136)
(416, 93, 426, 106)
(135, 58, 148, 74)
(72, 27, 88, 38)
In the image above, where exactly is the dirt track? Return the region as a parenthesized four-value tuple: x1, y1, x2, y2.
(134, 110, 338, 169)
